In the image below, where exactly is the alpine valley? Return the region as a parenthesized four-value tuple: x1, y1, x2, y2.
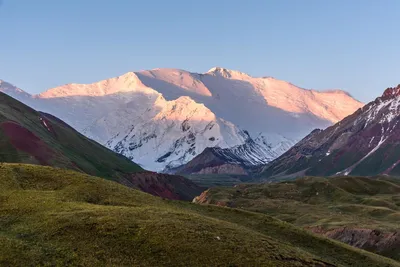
(0, 68, 362, 172)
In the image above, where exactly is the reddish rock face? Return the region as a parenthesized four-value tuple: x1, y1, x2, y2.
(193, 189, 210, 204)
(381, 84, 400, 99)
(1, 121, 55, 165)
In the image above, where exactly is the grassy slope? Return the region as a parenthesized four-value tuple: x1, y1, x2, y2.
(185, 173, 253, 188)
(1, 164, 398, 267)
(0, 93, 142, 180)
(195, 176, 400, 260)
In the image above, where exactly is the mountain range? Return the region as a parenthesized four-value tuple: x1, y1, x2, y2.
(260, 84, 400, 179)
(0, 68, 362, 171)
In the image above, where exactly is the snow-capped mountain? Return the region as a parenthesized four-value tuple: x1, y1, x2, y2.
(101, 96, 249, 171)
(168, 132, 294, 175)
(35, 72, 158, 131)
(0, 67, 363, 171)
(260, 84, 400, 179)
(0, 80, 32, 102)
(135, 67, 363, 139)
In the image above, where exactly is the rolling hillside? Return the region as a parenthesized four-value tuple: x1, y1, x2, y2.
(0, 164, 398, 266)
(194, 176, 400, 260)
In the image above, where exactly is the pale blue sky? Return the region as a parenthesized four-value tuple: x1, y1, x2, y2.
(1, 0, 400, 102)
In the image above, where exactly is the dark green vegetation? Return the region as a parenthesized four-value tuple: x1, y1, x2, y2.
(1, 164, 399, 266)
(185, 173, 252, 188)
(195, 176, 400, 261)
(0, 93, 202, 200)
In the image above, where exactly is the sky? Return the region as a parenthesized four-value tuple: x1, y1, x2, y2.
(1, 0, 400, 102)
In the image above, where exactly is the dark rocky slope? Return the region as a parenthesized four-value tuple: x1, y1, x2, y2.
(260, 84, 400, 179)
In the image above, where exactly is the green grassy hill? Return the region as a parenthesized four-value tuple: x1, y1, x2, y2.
(0, 164, 399, 266)
(185, 173, 253, 188)
(194, 176, 400, 260)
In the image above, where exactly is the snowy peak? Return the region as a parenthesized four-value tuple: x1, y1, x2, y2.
(137, 69, 213, 97)
(381, 84, 400, 99)
(322, 89, 353, 97)
(357, 84, 400, 127)
(37, 72, 149, 98)
(83, 92, 256, 171)
(101, 95, 249, 171)
(0, 80, 31, 99)
(203, 68, 363, 126)
(206, 67, 251, 79)
(154, 96, 214, 122)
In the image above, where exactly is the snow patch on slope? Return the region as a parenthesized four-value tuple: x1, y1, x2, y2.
(337, 135, 388, 176)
